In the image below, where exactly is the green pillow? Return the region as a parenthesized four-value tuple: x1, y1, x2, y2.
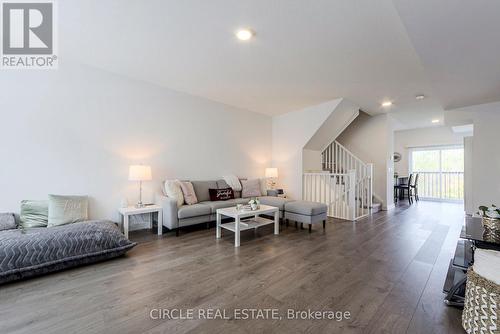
(48, 194, 89, 227)
(20, 200, 49, 229)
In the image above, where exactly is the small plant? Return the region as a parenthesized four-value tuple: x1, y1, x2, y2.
(478, 204, 500, 219)
(248, 198, 260, 205)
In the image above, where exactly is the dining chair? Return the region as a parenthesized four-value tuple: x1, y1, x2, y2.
(395, 173, 414, 205)
(410, 173, 419, 201)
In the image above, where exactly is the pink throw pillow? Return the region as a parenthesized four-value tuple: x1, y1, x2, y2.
(241, 179, 262, 198)
(179, 182, 198, 205)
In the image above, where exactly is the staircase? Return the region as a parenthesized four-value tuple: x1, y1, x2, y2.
(303, 140, 374, 221)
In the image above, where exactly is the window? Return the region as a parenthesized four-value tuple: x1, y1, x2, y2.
(410, 146, 464, 201)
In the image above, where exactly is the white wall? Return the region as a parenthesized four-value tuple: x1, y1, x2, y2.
(394, 127, 464, 176)
(445, 102, 500, 213)
(271, 99, 342, 199)
(471, 107, 500, 210)
(302, 149, 322, 172)
(0, 63, 272, 221)
(464, 136, 474, 215)
(303, 99, 360, 150)
(336, 113, 394, 209)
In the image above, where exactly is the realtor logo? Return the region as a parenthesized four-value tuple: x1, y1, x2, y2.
(1, 0, 57, 69)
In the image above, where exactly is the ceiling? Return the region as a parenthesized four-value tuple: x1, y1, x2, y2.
(59, 0, 500, 127)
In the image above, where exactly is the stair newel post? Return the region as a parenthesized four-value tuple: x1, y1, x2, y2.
(348, 169, 356, 220)
(367, 163, 374, 213)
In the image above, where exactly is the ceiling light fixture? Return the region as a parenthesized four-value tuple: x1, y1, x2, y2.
(431, 119, 440, 124)
(416, 94, 425, 100)
(381, 101, 393, 107)
(236, 29, 254, 41)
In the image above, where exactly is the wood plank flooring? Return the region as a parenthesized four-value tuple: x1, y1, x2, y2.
(0, 201, 465, 334)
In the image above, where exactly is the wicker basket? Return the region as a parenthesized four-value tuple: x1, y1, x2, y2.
(483, 217, 500, 231)
(482, 217, 500, 244)
(462, 268, 500, 333)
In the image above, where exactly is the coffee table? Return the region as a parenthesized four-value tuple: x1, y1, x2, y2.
(216, 205, 279, 247)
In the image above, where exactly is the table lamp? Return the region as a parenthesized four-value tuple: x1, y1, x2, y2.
(129, 165, 152, 208)
(265, 167, 278, 189)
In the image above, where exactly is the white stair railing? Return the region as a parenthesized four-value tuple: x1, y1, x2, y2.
(302, 140, 373, 221)
(303, 171, 356, 220)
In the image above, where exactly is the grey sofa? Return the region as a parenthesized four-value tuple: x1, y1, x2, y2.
(156, 179, 293, 235)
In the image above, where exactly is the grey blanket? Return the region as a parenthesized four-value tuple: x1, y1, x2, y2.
(0, 220, 136, 284)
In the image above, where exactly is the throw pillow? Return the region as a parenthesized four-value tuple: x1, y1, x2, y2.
(209, 188, 235, 201)
(223, 175, 242, 191)
(0, 213, 17, 231)
(164, 180, 184, 207)
(259, 178, 268, 197)
(20, 200, 48, 228)
(179, 181, 198, 205)
(241, 179, 262, 198)
(48, 195, 89, 227)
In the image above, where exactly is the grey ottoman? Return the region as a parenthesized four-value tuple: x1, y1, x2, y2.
(284, 201, 328, 232)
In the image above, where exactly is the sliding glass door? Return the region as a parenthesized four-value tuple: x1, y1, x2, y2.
(410, 146, 464, 201)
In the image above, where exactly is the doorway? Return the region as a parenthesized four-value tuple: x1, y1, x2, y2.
(409, 146, 464, 201)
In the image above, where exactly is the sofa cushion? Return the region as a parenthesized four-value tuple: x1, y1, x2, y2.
(199, 200, 237, 213)
(258, 196, 293, 211)
(191, 181, 217, 202)
(234, 198, 250, 205)
(20, 200, 48, 229)
(284, 201, 328, 216)
(177, 203, 211, 219)
(216, 179, 230, 189)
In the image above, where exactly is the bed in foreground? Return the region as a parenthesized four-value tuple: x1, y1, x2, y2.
(0, 218, 136, 284)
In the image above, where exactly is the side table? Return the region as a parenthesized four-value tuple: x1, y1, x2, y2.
(118, 205, 163, 239)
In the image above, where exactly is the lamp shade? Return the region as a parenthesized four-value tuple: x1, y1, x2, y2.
(265, 167, 278, 178)
(129, 165, 152, 181)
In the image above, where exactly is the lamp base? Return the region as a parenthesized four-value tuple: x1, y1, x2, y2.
(136, 181, 145, 208)
(267, 178, 277, 190)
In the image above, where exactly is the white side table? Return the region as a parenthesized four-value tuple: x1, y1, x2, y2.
(118, 205, 163, 239)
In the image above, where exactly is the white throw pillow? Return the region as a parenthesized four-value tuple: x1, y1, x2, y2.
(259, 178, 268, 196)
(223, 175, 242, 191)
(47, 194, 88, 227)
(473, 248, 500, 285)
(164, 180, 184, 207)
(241, 179, 262, 198)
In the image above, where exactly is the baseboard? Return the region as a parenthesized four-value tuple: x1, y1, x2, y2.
(384, 203, 395, 211)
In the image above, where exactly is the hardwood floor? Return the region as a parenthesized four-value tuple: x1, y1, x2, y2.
(0, 201, 465, 334)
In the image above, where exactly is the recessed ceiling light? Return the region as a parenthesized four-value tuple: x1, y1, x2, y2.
(416, 94, 425, 100)
(431, 119, 440, 123)
(236, 29, 254, 41)
(381, 101, 393, 107)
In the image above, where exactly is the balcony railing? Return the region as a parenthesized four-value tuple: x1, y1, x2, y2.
(414, 171, 464, 201)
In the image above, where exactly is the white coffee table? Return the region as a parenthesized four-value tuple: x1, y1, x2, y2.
(216, 205, 279, 247)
